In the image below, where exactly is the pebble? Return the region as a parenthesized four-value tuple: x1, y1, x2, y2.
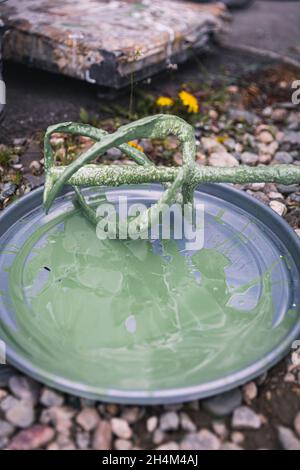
(7, 425, 54, 450)
(114, 439, 132, 450)
(294, 412, 300, 437)
(76, 431, 90, 449)
(295, 229, 300, 238)
(156, 441, 179, 451)
(29, 160, 42, 175)
(146, 416, 158, 433)
(277, 183, 300, 194)
(5, 399, 34, 428)
(269, 200, 287, 216)
(40, 406, 75, 435)
(92, 420, 112, 450)
(241, 152, 258, 166)
(277, 426, 300, 450)
(111, 417, 132, 439)
(268, 191, 284, 200)
(121, 407, 141, 424)
(273, 151, 293, 164)
(282, 131, 300, 147)
(40, 388, 64, 407)
(258, 153, 272, 164)
(208, 152, 239, 167)
(0, 419, 14, 438)
(153, 429, 165, 445)
(202, 388, 242, 417)
(242, 382, 258, 404)
(76, 407, 99, 431)
(271, 108, 288, 123)
(232, 406, 261, 430)
(201, 137, 226, 154)
(8, 375, 39, 404)
(212, 421, 228, 439)
(248, 182, 265, 191)
(0, 395, 19, 412)
(180, 412, 196, 432)
(231, 431, 244, 444)
(159, 411, 179, 432)
(257, 131, 273, 144)
(220, 442, 243, 450)
(180, 430, 220, 451)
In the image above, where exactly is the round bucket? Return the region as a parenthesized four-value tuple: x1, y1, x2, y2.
(0, 184, 299, 404)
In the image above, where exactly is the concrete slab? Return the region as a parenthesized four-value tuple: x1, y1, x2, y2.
(0, 0, 226, 88)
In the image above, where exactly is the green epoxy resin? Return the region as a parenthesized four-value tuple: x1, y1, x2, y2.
(3, 208, 296, 392)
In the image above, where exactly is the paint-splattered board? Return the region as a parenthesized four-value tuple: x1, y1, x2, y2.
(0, 0, 226, 88)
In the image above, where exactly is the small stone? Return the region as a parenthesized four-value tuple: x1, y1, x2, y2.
(269, 200, 287, 216)
(40, 388, 64, 407)
(242, 382, 257, 404)
(7, 425, 54, 450)
(56, 433, 76, 450)
(6, 399, 34, 428)
(180, 412, 196, 432)
(268, 191, 284, 200)
(0, 389, 8, 402)
(294, 412, 300, 437)
(201, 137, 226, 154)
(209, 152, 239, 167)
(241, 152, 258, 166)
(283, 131, 300, 147)
(76, 408, 99, 431)
(248, 182, 265, 191)
(29, 160, 42, 175)
(232, 406, 261, 430)
(273, 151, 293, 164)
(271, 108, 288, 123)
(202, 388, 242, 417)
(159, 411, 179, 432)
(231, 431, 244, 444)
(114, 439, 132, 450)
(295, 229, 300, 238)
(180, 430, 220, 450)
(153, 429, 165, 445)
(146, 416, 158, 433)
(40, 406, 75, 435)
(47, 442, 60, 450)
(121, 407, 141, 424)
(220, 442, 243, 450)
(111, 417, 132, 439)
(13, 137, 27, 146)
(156, 441, 179, 450)
(76, 431, 90, 449)
(278, 426, 300, 450)
(8, 375, 39, 404)
(173, 152, 182, 166)
(259, 153, 272, 164)
(257, 131, 273, 144)
(209, 109, 218, 120)
(93, 420, 112, 450)
(0, 395, 19, 412)
(0, 419, 14, 438)
(212, 421, 228, 439)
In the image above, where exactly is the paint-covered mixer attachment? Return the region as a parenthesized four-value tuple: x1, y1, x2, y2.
(1, 114, 300, 404)
(43, 114, 300, 229)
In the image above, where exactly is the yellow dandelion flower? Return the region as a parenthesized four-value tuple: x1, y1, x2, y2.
(127, 141, 144, 152)
(179, 90, 199, 114)
(156, 96, 174, 107)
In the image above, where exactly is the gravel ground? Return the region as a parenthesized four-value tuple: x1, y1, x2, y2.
(0, 55, 300, 450)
